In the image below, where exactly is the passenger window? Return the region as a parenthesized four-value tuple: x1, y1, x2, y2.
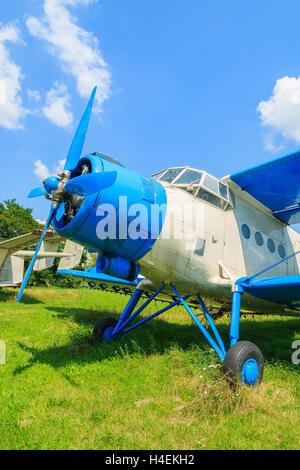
(241, 224, 251, 239)
(255, 232, 263, 246)
(278, 244, 286, 259)
(175, 169, 203, 185)
(160, 169, 183, 183)
(196, 187, 227, 209)
(267, 238, 275, 253)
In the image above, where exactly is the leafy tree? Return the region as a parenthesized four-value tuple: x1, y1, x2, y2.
(28, 247, 88, 288)
(0, 199, 41, 240)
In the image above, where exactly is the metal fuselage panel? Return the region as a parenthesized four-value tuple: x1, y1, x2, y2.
(139, 183, 300, 310)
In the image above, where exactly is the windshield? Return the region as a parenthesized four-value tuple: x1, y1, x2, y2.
(174, 169, 203, 185)
(160, 168, 183, 183)
(152, 171, 166, 181)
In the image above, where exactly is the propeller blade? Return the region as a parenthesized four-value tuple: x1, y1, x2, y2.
(17, 206, 56, 302)
(64, 86, 97, 172)
(65, 171, 117, 197)
(28, 187, 47, 199)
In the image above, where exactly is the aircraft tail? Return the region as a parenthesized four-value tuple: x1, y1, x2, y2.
(0, 255, 24, 286)
(57, 241, 84, 270)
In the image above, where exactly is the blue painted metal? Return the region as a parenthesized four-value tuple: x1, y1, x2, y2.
(17, 206, 57, 302)
(64, 86, 97, 171)
(230, 149, 300, 224)
(230, 284, 244, 347)
(238, 274, 300, 307)
(28, 187, 47, 199)
(96, 254, 140, 281)
(113, 288, 144, 333)
(120, 295, 191, 336)
(102, 326, 116, 342)
(170, 285, 226, 361)
(241, 359, 258, 386)
(44, 176, 59, 194)
(233, 249, 300, 307)
(65, 171, 117, 197)
(197, 295, 226, 356)
(58, 268, 141, 286)
(112, 285, 165, 335)
(53, 153, 167, 262)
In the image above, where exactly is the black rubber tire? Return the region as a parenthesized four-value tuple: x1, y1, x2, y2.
(93, 318, 117, 343)
(223, 341, 264, 386)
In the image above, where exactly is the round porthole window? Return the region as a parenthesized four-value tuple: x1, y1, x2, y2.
(255, 232, 263, 246)
(241, 224, 250, 239)
(278, 244, 286, 259)
(267, 238, 275, 253)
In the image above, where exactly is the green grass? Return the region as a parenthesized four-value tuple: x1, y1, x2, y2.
(0, 287, 299, 450)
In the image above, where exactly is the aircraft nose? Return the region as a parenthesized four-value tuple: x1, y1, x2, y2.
(43, 176, 60, 194)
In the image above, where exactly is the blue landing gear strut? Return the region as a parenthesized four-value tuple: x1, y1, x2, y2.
(93, 282, 264, 386)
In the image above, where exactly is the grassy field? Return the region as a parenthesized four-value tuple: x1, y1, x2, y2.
(0, 287, 299, 450)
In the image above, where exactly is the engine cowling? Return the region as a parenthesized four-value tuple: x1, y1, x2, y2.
(52, 153, 167, 262)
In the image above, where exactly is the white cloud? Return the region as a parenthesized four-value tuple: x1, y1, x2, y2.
(0, 22, 28, 129)
(262, 133, 284, 154)
(43, 82, 73, 127)
(34, 160, 50, 180)
(258, 76, 300, 146)
(27, 89, 42, 102)
(36, 218, 47, 225)
(56, 158, 66, 173)
(33, 158, 67, 181)
(26, 0, 111, 112)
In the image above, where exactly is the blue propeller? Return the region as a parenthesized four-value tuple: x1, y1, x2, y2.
(18, 86, 113, 302)
(64, 86, 97, 172)
(27, 87, 98, 200)
(17, 207, 56, 302)
(28, 187, 47, 199)
(65, 171, 117, 197)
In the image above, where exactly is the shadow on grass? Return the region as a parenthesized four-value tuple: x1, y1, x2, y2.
(18, 293, 44, 305)
(0, 288, 42, 304)
(13, 304, 300, 378)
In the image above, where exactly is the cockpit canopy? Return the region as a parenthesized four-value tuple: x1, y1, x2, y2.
(152, 167, 234, 211)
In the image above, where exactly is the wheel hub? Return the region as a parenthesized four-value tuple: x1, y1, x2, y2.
(242, 359, 259, 385)
(102, 326, 116, 342)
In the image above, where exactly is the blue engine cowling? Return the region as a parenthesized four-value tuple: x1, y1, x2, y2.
(96, 253, 140, 281)
(52, 153, 167, 262)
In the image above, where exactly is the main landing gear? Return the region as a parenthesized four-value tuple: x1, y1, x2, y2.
(93, 282, 264, 386)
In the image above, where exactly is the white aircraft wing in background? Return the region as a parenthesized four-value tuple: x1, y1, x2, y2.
(0, 231, 84, 287)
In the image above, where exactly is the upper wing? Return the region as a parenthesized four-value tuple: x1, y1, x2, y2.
(230, 149, 300, 224)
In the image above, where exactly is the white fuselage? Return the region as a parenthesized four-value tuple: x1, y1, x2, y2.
(139, 180, 300, 312)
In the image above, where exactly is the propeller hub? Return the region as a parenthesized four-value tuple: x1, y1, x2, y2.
(44, 176, 60, 194)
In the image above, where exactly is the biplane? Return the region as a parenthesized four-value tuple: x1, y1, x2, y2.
(0, 231, 83, 287)
(18, 87, 300, 386)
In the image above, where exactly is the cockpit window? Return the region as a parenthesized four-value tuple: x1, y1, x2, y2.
(219, 182, 228, 199)
(196, 187, 227, 210)
(160, 168, 183, 183)
(151, 166, 234, 211)
(203, 175, 219, 194)
(174, 169, 203, 185)
(152, 171, 166, 181)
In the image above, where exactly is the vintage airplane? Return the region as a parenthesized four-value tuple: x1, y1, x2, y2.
(0, 231, 84, 287)
(17, 86, 300, 386)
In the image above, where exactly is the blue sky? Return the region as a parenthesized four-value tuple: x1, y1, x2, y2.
(1, 0, 300, 219)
